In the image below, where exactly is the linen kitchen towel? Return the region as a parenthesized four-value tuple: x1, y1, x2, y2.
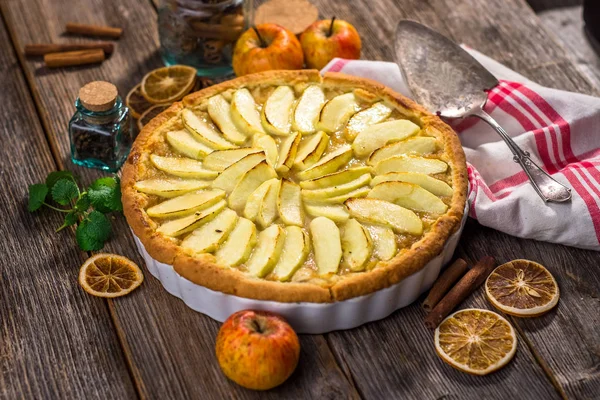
(322, 51, 600, 250)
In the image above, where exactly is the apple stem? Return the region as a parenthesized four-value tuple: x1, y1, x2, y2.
(251, 319, 263, 333)
(252, 26, 267, 48)
(328, 16, 336, 37)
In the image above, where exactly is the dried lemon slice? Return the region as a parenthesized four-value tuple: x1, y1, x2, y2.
(125, 84, 154, 119)
(141, 65, 197, 104)
(435, 308, 517, 375)
(485, 259, 559, 317)
(137, 104, 171, 132)
(78, 253, 144, 298)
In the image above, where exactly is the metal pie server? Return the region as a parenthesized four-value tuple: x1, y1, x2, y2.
(394, 20, 571, 203)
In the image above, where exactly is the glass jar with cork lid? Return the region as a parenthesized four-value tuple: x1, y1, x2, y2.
(69, 81, 133, 172)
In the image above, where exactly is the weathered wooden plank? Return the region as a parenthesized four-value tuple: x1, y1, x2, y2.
(0, 14, 136, 400)
(0, 0, 358, 398)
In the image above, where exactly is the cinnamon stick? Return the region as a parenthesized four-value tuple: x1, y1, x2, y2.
(25, 42, 114, 56)
(65, 22, 123, 39)
(44, 49, 105, 68)
(422, 258, 468, 312)
(424, 256, 496, 329)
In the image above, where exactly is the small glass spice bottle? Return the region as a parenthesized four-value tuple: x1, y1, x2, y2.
(69, 81, 133, 172)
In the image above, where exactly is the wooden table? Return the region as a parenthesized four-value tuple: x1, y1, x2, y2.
(1, 0, 598, 398)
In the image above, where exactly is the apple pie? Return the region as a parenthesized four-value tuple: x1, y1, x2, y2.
(122, 70, 467, 303)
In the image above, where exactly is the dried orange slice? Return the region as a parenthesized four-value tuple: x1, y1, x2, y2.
(126, 84, 154, 119)
(140, 65, 197, 104)
(79, 253, 143, 298)
(434, 308, 517, 375)
(137, 104, 171, 132)
(485, 259, 559, 317)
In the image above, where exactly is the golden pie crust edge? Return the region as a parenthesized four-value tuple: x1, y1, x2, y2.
(121, 70, 468, 303)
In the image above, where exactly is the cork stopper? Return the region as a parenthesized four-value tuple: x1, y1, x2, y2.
(79, 81, 118, 112)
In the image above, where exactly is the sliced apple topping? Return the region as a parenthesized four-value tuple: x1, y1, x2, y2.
(368, 181, 448, 214)
(156, 199, 226, 237)
(299, 166, 372, 190)
(272, 226, 310, 282)
(368, 137, 439, 166)
(319, 186, 370, 204)
(166, 129, 214, 159)
(231, 88, 265, 136)
(370, 172, 453, 197)
(181, 208, 238, 253)
(304, 203, 350, 223)
(345, 102, 393, 141)
(301, 173, 371, 201)
(352, 119, 420, 158)
(244, 178, 277, 221)
(202, 148, 263, 171)
(146, 189, 225, 218)
(367, 224, 397, 261)
(228, 161, 278, 213)
(182, 109, 238, 150)
(293, 131, 329, 170)
(278, 179, 303, 226)
(207, 94, 247, 144)
(345, 198, 423, 235)
(341, 219, 373, 271)
(374, 155, 448, 175)
(246, 225, 286, 278)
(252, 134, 279, 167)
(150, 155, 219, 179)
(211, 152, 266, 194)
(215, 217, 257, 267)
(257, 179, 281, 229)
(310, 217, 342, 276)
(296, 145, 353, 180)
(276, 132, 301, 173)
(292, 85, 326, 134)
(261, 86, 295, 136)
(134, 178, 211, 198)
(317, 92, 359, 133)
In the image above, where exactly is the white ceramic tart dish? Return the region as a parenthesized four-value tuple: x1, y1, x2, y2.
(122, 70, 468, 328)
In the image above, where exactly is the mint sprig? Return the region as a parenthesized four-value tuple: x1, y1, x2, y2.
(28, 173, 122, 251)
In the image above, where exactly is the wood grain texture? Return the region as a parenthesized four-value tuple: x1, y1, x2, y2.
(0, 15, 136, 400)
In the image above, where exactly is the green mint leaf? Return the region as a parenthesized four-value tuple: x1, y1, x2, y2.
(75, 193, 91, 212)
(56, 211, 79, 232)
(51, 179, 79, 206)
(46, 171, 75, 190)
(88, 176, 122, 213)
(28, 183, 49, 211)
(76, 210, 111, 251)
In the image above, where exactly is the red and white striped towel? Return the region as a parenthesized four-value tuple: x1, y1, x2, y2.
(322, 51, 600, 250)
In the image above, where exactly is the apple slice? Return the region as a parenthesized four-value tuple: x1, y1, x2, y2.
(310, 217, 342, 276)
(202, 148, 263, 171)
(293, 131, 329, 170)
(368, 181, 448, 214)
(244, 178, 277, 221)
(134, 178, 211, 198)
(207, 94, 247, 144)
(341, 219, 373, 271)
(345, 198, 423, 235)
(211, 152, 266, 194)
(246, 225, 286, 278)
(368, 137, 439, 166)
(156, 199, 226, 237)
(301, 173, 371, 201)
(278, 179, 303, 226)
(150, 155, 219, 179)
(292, 85, 326, 134)
(252, 134, 279, 167)
(231, 88, 265, 136)
(276, 132, 301, 174)
(166, 129, 214, 159)
(352, 119, 420, 158)
(304, 203, 350, 223)
(317, 92, 359, 133)
(344, 102, 393, 141)
(146, 189, 225, 218)
(319, 186, 370, 204)
(296, 145, 353, 181)
(299, 166, 372, 190)
(367, 224, 397, 261)
(182, 109, 238, 150)
(215, 218, 257, 267)
(272, 226, 310, 282)
(229, 161, 278, 212)
(371, 172, 453, 197)
(257, 179, 281, 229)
(181, 208, 238, 253)
(261, 86, 295, 136)
(374, 155, 448, 175)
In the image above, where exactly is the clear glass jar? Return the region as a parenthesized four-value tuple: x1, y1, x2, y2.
(158, 0, 249, 77)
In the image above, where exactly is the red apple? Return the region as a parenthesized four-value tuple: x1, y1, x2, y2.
(215, 310, 300, 390)
(300, 17, 362, 70)
(232, 24, 304, 76)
